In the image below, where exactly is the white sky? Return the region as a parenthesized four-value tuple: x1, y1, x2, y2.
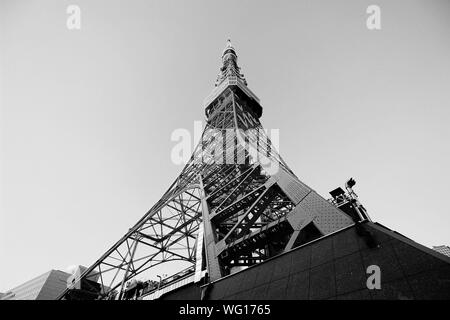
(1, 0, 450, 291)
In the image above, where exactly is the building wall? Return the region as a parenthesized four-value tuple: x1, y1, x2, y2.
(204, 222, 450, 300)
(37, 270, 71, 300)
(1, 270, 70, 300)
(159, 282, 202, 300)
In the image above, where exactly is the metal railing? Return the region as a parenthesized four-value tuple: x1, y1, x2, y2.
(137, 266, 204, 300)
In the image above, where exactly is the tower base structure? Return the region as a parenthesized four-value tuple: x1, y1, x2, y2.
(144, 221, 450, 300)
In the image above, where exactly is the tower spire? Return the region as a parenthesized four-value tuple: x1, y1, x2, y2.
(215, 39, 247, 87)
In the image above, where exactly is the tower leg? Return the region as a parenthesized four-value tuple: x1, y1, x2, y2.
(199, 175, 222, 281)
(117, 238, 139, 300)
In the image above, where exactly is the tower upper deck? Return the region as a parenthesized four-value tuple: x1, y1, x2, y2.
(204, 40, 263, 119)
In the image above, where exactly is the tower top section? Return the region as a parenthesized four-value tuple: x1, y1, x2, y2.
(204, 40, 262, 118)
(222, 39, 235, 58)
(215, 39, 247, 87)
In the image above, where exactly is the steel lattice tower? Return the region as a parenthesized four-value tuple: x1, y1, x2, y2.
(59, 40, 363, 300)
